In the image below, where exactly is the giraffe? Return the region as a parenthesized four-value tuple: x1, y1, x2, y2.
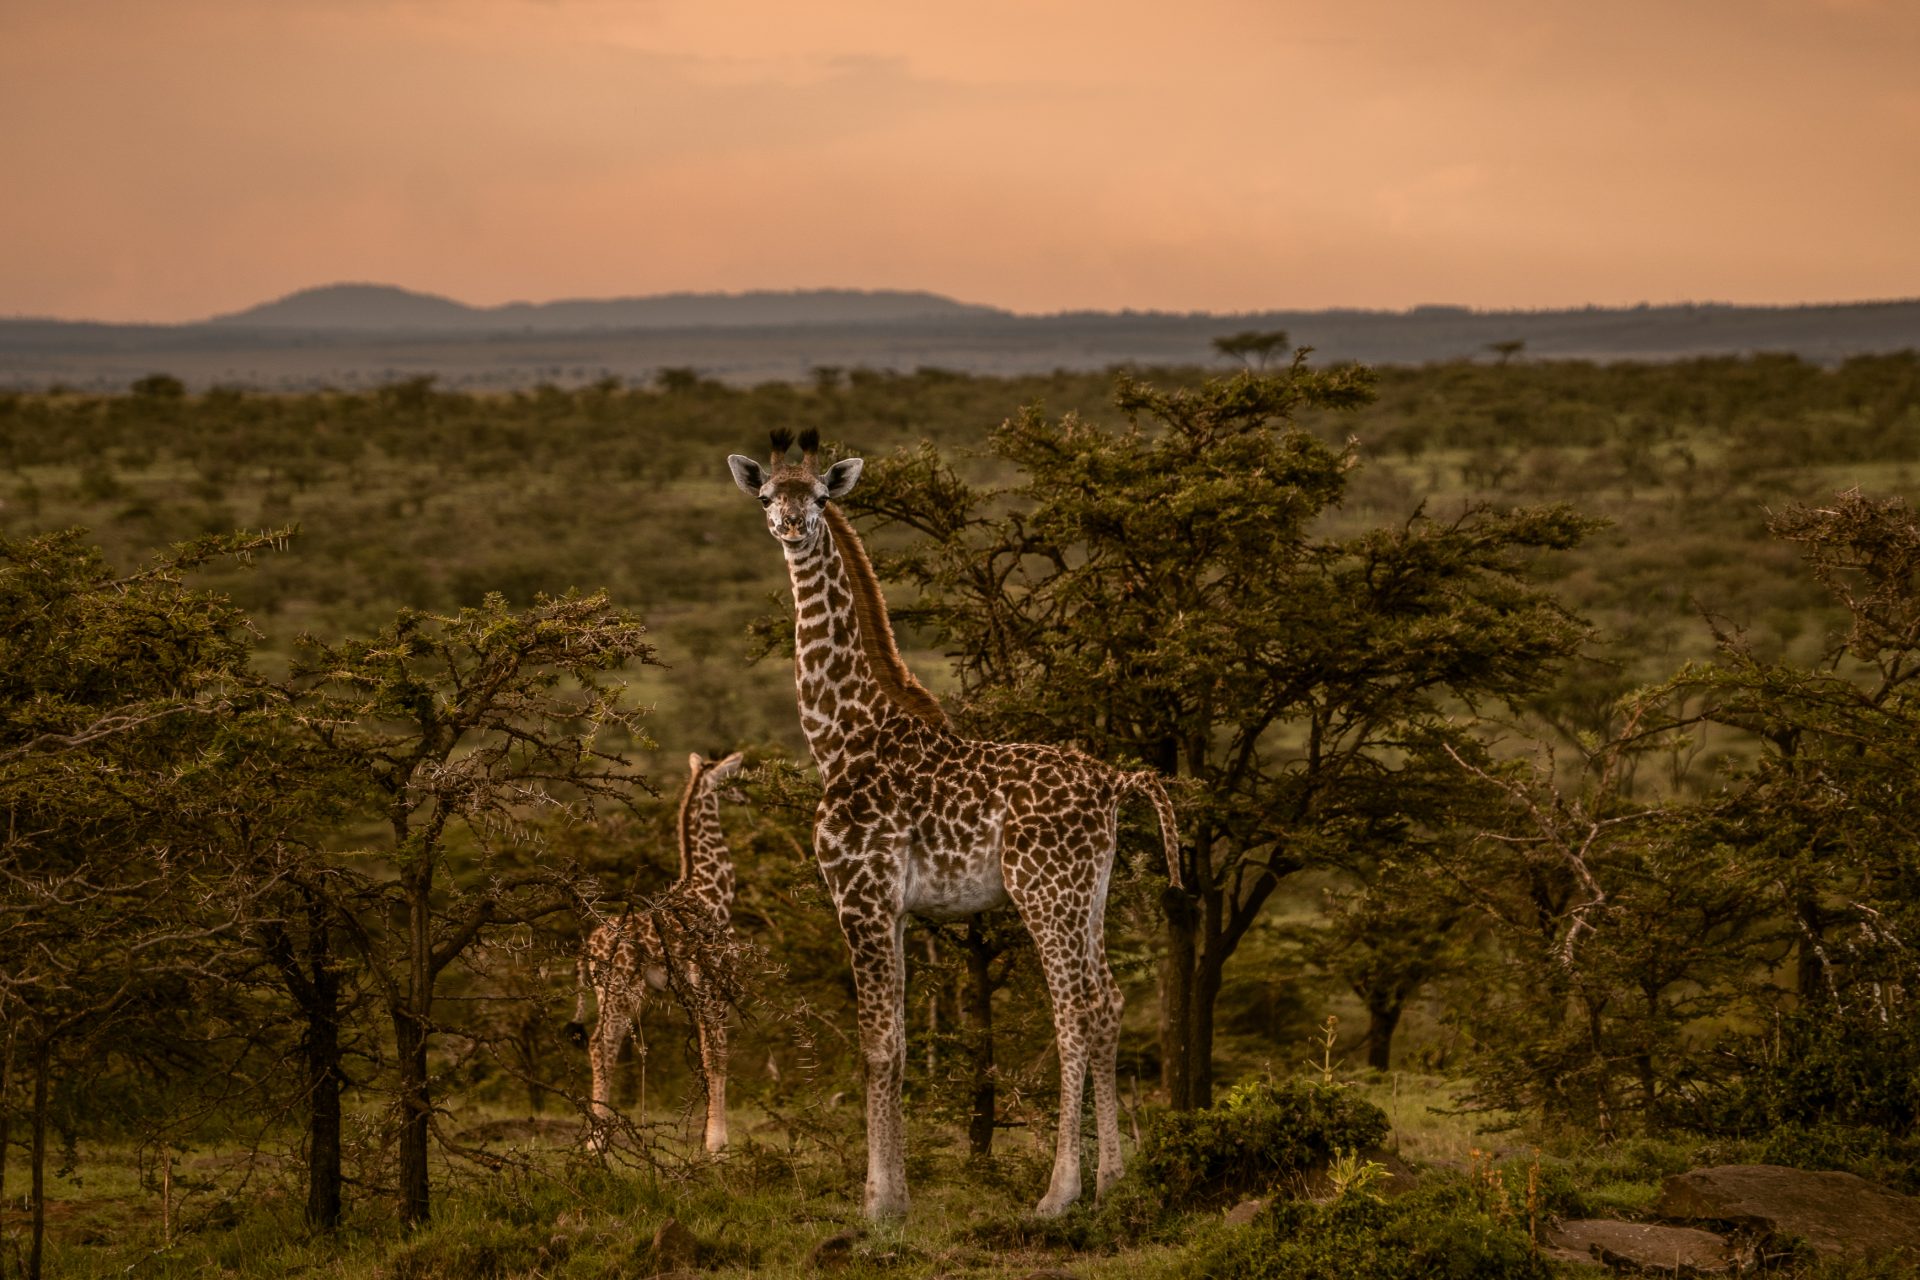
(567, 750, 746, 1154)
(726, 429, 1182, 1220)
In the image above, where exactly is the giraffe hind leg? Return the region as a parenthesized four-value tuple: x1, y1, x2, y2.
(1088, 936, 1126, 1199)
(1005, 822, 1125, 1216)
(586, 1003, 631, 1153)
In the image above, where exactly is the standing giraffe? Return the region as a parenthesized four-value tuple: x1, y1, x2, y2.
(727, 429, 1181, 1219)
(568, 750, 745, 1154)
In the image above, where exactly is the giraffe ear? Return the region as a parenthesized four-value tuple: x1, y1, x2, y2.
(727, 455, 766, 495)
(688, 751, 705, 775)
(823, 457, 863, 498)
(710, 751, 745, 779)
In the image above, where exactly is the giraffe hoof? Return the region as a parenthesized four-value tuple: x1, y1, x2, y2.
(1033, 1191, 1079, 1218)
(862, 1193, 909, 1222)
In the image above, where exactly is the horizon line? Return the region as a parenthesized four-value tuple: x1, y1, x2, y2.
(7, 282, 1920, 329)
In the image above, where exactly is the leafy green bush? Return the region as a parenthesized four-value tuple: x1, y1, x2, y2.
(1729, 1011, 1920, 1138)
(1185, 1182, 1550, 1280)
(1696, 1010, 1920, 1192)
(1134, 1080, 1390, 1209)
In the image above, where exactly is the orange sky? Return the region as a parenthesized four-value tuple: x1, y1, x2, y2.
(3, 0, 1917, 322)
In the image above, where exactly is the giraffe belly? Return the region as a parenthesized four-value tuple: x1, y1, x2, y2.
(904, 849, 1010, 921)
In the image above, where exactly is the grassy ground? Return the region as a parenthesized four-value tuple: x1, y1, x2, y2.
(13, 1073, 1912, 1278)
(11, 1076, 1510, 1279)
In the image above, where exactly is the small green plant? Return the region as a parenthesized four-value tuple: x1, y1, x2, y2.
(1304, 1015, 1346, 1088)
(1327, 1147, 1392, 1202)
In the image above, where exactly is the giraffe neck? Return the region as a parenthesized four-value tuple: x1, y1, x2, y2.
(677, 777, 734, 923)
(785, 525, 888, 780)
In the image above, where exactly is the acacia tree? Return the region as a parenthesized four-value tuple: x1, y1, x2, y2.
(850, 364, 1594, 1107)
(1405, 494, 1920, 1137)
(1647, 491, 1920, 1136)
(175, 719, 365, 1231)
(1435, 724, 1765, 1133)
(288, 591, 656, 1225)
(1213, 329, 1292, 371)
(0, 528, 291, 1277)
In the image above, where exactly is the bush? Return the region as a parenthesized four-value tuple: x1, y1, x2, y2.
(1185, 1181, 1550, 1280)
(1133, 1080, 1390, 1209)
(1727, 1011, 1920, 1139)
(1703, 1010, 1920, 1192)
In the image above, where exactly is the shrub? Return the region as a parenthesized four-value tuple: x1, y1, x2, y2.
(1133, 1080, 1390, 1209)
(1727, 1011, 1920, 1139)
(1185, 1181, 1550, 1280)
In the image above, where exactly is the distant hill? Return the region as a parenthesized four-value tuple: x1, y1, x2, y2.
(207, 283, 1007, 332)
(209, 284, 480, 330)
(5, 293, 1919, 391)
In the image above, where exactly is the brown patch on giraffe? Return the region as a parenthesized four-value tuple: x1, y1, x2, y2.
(822, 502, 950, 730)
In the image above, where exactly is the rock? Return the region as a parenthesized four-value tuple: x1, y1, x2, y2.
(647, 1217, 701, 1274)
(1544, 1219, 1735, 1274)
(1656, 1164, 1920, 1261)
(807, 1229, 864, 1271)
(1371, 1151, 1422, 1198)
(1224, 1196, 1269, 1226)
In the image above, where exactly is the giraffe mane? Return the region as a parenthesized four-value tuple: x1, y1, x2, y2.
(821, 503, 950, 729)
(676, 758, 704, 883)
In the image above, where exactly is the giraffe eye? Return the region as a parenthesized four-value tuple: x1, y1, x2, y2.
(759, 495, 772, 508)
(814, 494, 827, 507)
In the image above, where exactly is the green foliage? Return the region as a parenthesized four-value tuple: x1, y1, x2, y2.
(11, 356, 1920, 1268)
(1727, 1011, 1920, 1139)
(1133, 1081, 1389, 1209)
(856, 362, 1596, 1104)
(1184, 1181, 1550, 1280)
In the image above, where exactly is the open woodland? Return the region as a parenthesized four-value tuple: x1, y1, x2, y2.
(2, 351, 1918, 1277)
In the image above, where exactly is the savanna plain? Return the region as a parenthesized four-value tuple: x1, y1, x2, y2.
(3, 351, 1918, 1277)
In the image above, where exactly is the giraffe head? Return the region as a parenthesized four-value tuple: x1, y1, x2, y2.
(727, 428, 863, 550)
(690, 750, 748, 802)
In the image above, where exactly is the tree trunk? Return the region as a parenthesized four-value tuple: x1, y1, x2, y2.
(962, 922, 997, 1157)
(1365, 997, 1403, 1073)
(397, 864, 433, 1226)
(1794, 896, 1828, 1004)
(1160, 884, 1198, 1109)
(305, 914, 344, 1231)
(1188, 940, 1225, 1109)
(29, 1038, 48, 1280)
(393, 1007, 430, 1226)
(0, 1023, 13, 1211)
(519, 1011, 544, 1116)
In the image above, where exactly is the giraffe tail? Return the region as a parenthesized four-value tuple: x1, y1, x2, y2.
(1125, 770, 1183, 890)
(563, 949, 591, 1048)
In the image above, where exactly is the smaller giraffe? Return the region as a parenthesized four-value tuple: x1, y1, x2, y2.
(567, 750, 746, 1153)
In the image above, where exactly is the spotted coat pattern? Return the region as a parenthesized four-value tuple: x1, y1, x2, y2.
(728, 437, 1181, 1220)
(572, 751, 744, 1153)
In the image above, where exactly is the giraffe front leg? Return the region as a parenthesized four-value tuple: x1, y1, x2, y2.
(695, 1000, 730, 1154)
(841, 910, 910, 1220)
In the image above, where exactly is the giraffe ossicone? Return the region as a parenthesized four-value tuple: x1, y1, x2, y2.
(728, 429, 1182, 1220)
(568, 749, 746, 1155)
